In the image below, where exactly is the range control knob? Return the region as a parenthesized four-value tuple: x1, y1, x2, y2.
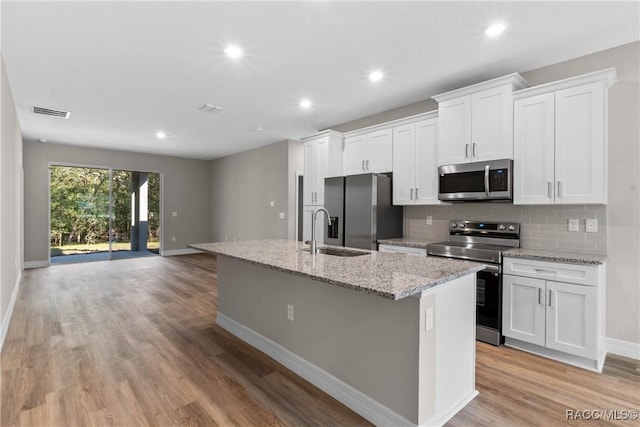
(459, 223, 466, 229)
(508, 225, 516, 231)
(499, 224, 506, 231)
(451, 223, 457, 228)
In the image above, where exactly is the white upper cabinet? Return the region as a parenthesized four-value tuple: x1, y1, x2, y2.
(343, 128, 392, 175)
(433, 73, 528, 166)
(392, 115, 440, 205)
(513, 69, 616, 205)
(302, 130, 343, 206)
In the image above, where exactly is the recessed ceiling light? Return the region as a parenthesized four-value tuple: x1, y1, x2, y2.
(299, 99, 312, 109)
(155, 131, 167, 139)
(369, 70, 384, 82)
(224, 45, 243, 59)
(485, 23, 506, 37)
(38, 139, 47, 143)
(254, 126, 264, 132)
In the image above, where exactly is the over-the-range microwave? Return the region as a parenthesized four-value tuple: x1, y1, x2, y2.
(438, 159, 513, 202)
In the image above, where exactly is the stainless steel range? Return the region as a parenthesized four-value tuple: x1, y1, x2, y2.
(427, 220, 520, 346)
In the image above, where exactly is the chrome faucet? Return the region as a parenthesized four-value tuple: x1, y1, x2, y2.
(310, 207, 332, 254)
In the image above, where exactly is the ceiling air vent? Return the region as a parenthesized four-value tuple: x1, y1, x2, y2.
(32, 106, 70, 119)
(198, 104, 224, 114)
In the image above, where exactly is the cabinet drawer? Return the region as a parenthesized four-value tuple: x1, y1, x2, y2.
(378, 244, 426, 257)
(503, 257, 600, 286)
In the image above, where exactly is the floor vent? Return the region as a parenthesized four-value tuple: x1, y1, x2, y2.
(32, 106, 70, 119)
(198, 104, 224, 114)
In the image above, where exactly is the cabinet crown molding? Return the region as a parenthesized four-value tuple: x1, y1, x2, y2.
(343, 110, 438, 139)
(513, 68, 617, 100)
(432, 73, 529, 102)
(300, 129, 344, 142)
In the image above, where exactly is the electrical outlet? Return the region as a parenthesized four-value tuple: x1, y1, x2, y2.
(287, 304, 294, 321)
(568, 218, 579, 232)
(426, 215, 432, 225)
(586, 219, 598, 233)
(171, 211, 178, 217)
(279, 212, 285, 219)
(171, 236, 176, 242)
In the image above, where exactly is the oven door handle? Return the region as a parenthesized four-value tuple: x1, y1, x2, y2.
(484, 164, 490, 196)
(481, 264, 500, 273)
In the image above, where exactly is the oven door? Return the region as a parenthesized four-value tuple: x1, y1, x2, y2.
(476, 264, 503, 345)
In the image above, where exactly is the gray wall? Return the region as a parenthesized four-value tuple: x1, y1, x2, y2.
(333, 42, 640, 346)
(23, 141, 211, 263)
(210, 139, 301, 242)
(0, 55, 24, 339)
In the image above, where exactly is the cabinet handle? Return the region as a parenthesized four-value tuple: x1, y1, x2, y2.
(366, 159, 370, 170)
(538, 288, 543, 305)
(557, 181, 562, 198)
(314, 192, 317, 203)
(362, 160, 365, 171)
(547, 182, 553, 198)
(548, 289, 553, 307)
(465, 144, 470, 158)
(415, 188, 419, 199)
(534, 268, 556, 274)
(473, 143, 477, 157)
(410, 188, 414, 200)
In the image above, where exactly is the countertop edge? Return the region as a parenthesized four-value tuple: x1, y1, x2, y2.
(503, 249, 606, 265)
(189, 243, 484, 300)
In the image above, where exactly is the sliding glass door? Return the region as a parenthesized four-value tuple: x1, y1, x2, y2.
(50, 165, 161, 263)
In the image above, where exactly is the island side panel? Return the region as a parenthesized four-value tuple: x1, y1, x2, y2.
(217, 256, 422, 424)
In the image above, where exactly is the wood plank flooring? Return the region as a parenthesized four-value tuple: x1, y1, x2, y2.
(2, 253, 638, 426)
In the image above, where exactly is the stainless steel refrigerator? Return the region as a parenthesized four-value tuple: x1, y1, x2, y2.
(324, 173, 403, 250)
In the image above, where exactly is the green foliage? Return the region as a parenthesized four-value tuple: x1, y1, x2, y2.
(50, 166, 161, 249)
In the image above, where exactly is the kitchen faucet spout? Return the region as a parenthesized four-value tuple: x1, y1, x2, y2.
(310, 208, 332, 254)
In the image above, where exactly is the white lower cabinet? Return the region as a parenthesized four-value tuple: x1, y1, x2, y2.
(502, 257, 605, 372)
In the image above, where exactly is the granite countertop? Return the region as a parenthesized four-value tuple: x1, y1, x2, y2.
(504, 248, 606, 265)
(377, 237, 439, 249)
(189, 239, 484, 300)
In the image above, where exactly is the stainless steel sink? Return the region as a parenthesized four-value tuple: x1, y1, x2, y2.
(302, 247, 370, 257)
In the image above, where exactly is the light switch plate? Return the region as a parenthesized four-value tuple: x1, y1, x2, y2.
(171, 211, 178, 217)
(568, 218, 579, 232)
(426, 215, 432, 225)
(279, 212, 285, 219)
(586, 219, 598, 233)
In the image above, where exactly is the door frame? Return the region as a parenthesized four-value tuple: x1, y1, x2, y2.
(48, 162, 164, 263)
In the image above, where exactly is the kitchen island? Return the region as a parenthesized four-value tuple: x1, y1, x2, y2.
(189, 239, 484, 427)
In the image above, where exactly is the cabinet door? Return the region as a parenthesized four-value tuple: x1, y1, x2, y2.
(415, 118, 440, 204)
(503, 275, 546, 346)
(302, 205, 325, 245)
(471, 85, 513, 161)
(555, 82, 606, 204)
(366, 129, 393, 173)
(343, 135, 366, 176)
(437, 95, 471, 165)
(392, 124, 416, 205)
(513, 93, 556, 204)
(315, 137, 329, 205)
(303, 141, 317, 205)
(546, 280, 598, 359)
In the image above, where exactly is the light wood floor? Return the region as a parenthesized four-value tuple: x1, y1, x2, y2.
(2, 254, 638, 426)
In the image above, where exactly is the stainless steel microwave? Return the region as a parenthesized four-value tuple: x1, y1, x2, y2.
(438, 159, 513, 201)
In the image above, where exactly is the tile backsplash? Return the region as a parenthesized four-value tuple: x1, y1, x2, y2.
(405, 204, 607, 254)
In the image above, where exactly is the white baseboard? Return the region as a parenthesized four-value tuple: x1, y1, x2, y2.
(607, 337, 640, 360)
(161, 248, 203, 256)
(24, 260, 50, 269)
(217, 312, 416, 427)
(0, 271, 22, 352)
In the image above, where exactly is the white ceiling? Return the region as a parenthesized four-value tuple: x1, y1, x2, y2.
(2, 1, 638, 160)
